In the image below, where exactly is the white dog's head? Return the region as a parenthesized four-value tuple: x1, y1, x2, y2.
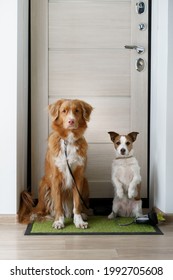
(108, 131, 139, 158)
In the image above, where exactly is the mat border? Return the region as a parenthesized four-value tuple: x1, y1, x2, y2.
(25, 223, 163, 236)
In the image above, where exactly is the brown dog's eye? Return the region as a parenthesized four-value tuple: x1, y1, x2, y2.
(126, 141, 131, 146)
(62, 109, 66, 113)
(116, 141, 120, 146)
(75, 109, 79, 113)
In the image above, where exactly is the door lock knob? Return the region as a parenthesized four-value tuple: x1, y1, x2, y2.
(136, 58, 145, 72)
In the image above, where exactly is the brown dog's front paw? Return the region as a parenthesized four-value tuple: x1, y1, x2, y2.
(52, 220, 64, 229)
(74, 214, 88, 229)
(52, 216, 65, 229)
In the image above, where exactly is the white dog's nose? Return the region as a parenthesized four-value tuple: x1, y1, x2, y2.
(120, 148, 126, 155)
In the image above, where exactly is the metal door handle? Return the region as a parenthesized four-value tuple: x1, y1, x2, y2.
(124, 45, 145, 54)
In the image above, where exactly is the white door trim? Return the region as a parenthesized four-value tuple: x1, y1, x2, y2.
(150, 0, 173, 213)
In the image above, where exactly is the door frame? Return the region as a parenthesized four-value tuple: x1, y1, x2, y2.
(29, 0, 151, 210)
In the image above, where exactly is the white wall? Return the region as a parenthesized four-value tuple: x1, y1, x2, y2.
(150, 0, 173, 213)
(0, 0, 28, 214)
(0, 0, 18, 214)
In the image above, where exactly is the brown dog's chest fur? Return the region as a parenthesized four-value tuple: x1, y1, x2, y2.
(45, 131, 88, 191)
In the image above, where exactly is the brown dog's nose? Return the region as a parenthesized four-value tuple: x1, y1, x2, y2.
(121, 148, 126, 155)
(68, 119, 75, 125)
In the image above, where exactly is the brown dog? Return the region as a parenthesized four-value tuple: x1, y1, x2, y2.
(18, 99, 93, 229)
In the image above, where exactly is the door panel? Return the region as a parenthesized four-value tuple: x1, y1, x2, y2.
(49, 1, 130, 49)
(31, 0, 149, 200)
(86, 144, 114, 198)
(49, 50, 130, 97)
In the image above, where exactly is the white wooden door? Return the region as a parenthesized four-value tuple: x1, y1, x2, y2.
(31, 0, 149, 203)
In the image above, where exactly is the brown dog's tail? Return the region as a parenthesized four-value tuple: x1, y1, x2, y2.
(18, 191, 35, 224)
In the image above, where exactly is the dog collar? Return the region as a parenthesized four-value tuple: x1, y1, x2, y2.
(115, 156, 134, 160)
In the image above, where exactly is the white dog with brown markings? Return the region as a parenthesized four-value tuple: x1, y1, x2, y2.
(108, 131, 143, 219)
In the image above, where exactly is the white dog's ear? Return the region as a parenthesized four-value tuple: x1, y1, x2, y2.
(80, 101, 93, 121)
(128, 132, 139, 142)
(48, 99, 65, 121)
(108, 131, 119, 143)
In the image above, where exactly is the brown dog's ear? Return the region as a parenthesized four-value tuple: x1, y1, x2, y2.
(48, 99, 64, 121)
(80, 101, 93, 121)
(128, 132, 139, 142)
(108, 131, 119, 143)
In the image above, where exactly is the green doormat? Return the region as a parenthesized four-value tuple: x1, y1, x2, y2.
(25, 216, 163, 235)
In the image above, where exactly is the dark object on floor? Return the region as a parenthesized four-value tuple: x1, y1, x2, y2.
(135, 211, 158, 226)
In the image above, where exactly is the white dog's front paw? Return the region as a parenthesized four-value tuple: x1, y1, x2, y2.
(74, 214, 88, 229)
(128, 187, 137, 199)
(52, 216, 64, 229)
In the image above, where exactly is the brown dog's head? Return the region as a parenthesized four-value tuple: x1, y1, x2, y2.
(49, 99, 93, 133)
(108, 131, 139, 158)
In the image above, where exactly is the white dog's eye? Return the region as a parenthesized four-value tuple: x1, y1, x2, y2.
(126, 141, 131, 146)
(116, 141, 120, 146)
(62, 109, 67, 113)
